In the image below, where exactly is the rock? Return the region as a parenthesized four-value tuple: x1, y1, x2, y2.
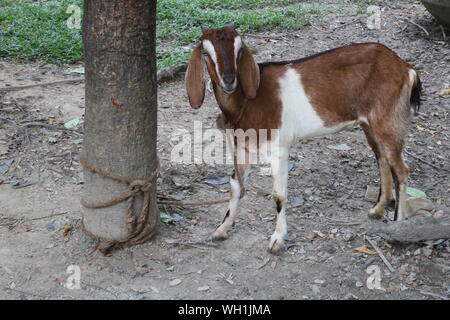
(311, 284, 321, 295)
(314, 279, 326, 285)
(344, 230, 355, 241)
(197, 286, 210, 292)
(365, 185, 379, 202)
(169, 279, 182, 287)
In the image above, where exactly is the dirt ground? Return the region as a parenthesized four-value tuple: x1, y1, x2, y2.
(0, 0, 449, 300)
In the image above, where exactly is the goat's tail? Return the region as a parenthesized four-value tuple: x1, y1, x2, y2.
(410, 70, 422, 116)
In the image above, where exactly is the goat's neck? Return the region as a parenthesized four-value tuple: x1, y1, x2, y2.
(212, 83, 246, 126)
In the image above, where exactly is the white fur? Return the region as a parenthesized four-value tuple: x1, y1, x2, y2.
(233, 36, 242, 69)
(278, 68, 360, 145)
(203, 39, 223, 87)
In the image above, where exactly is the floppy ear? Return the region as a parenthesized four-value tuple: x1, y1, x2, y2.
(238, 45, 260, 99)
(185, 45, 205, 109)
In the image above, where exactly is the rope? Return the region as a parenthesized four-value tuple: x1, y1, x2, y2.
(79, 153, 160, 254)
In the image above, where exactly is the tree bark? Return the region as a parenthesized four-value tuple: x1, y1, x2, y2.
(82, 0, 159, 254)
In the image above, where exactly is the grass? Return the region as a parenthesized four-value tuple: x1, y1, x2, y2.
(0, 0, 334, 69)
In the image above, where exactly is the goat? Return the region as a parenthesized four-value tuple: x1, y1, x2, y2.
(185, 25, 422, 254)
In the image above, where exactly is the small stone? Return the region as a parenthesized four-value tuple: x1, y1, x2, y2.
(344, 231, 355, 241)
(387, 284, 396, 293)
(434, 210, 444, 217)
(311, 284, 321, 295)
(169, 279, 182, 287)
(355, 281, 364, 288)
(314, 279, 326, 285)
(197, 286, 210, 292)
(414, 248, 421, 256)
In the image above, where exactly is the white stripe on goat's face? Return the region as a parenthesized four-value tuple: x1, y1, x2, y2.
(201, 30, 241, 94)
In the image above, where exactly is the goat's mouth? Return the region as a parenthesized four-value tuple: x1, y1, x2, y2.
(223, 87, 236, 94)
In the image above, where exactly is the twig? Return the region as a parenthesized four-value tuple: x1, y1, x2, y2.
(28, 211, 70, 221)
(5, 287, 50, 299)
(323, 216, 363, 226)
(332, 18, 361, 31)
(82, 281, 118, 298)
(404, 18, 430, 37)
(23, 121, 82, 134)
(365, 236, 395, 273)
(157, 198, 229, 206)
(440, 25, 447, 40)
(419, 290, 448, 300)
(0, 79, 84, 92)
(405, 150, 447, 172)
(165, 240, 219, 248)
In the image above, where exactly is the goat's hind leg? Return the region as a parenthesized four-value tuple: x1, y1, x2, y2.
(370, 124, 410, 221)
(362, 123, 394, 219)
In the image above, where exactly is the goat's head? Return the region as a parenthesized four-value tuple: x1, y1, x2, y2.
(185, 25, 260, 108)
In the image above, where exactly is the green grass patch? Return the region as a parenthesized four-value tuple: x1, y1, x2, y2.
(0, 0, 322, 69)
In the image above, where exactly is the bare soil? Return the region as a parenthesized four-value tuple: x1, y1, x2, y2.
(0, 0, 449, 300)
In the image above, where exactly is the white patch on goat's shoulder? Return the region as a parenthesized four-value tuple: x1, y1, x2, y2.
(278, 68, 358, 143)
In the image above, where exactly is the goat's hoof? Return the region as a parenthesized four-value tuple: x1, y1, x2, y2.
(268, 239, 285, 255)
(211, 230, 228, 242)
(368, 209, 383, 220)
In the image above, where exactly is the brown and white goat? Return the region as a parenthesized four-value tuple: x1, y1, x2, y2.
(185, 26, 422, 254)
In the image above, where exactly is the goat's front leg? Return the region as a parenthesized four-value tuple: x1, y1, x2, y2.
(268, 147, 289, 254)
(211, 161, 251, 241)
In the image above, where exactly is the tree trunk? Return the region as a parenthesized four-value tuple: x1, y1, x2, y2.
(81, 0, 159, 254)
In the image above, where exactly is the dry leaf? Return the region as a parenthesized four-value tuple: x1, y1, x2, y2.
(63, 224, 73, 236)
(12, 224, 29, 233)
(169, 279, 182, 287)
(398, 268, 408, 275)
(416, 124, 425, 131)
(306, 233, 317, 240)
(438, 88, 450, 96)
(353, 245, 379, 255)
(136, 266, 151, 275)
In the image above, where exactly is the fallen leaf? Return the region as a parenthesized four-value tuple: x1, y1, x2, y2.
(387, 284, 396, 293)
(136, 266, 151, 275)
(353, 245, 379, 255)
(160, 212, 174, 223)
(416, 124, 425, 131)
(203, 175, 230, 185)
(438, 88, 450, 96)
(169, 279, 182, 287)
(12, 224, 29, 233)
(63, 224, 73, 236)
(398, 268, 408, 275)
(187, 219, 197, 226)
(64, 118, 80, 129)
(406, 187, 427, 198)
(306, 233, 317, 240)
(67, 67, 85, 74)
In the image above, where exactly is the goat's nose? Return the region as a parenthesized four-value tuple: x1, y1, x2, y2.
(223, 75, 235, 86)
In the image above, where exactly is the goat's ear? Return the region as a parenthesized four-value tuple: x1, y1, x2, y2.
(238, 45, 260, 99)
(185, 45, 205, 109)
